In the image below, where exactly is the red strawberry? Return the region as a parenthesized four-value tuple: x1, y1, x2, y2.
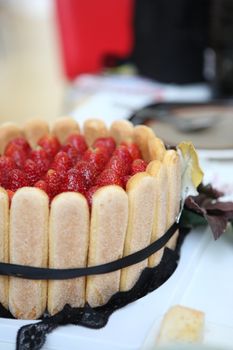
(45, 169, 61, 199)
(93, 137, 116, 156)
(38, 135, 60, 159)
(34, 180, 48, 194)
(66, 134, 87, 155)
(30, 149, 50, 176)
(85, 185, 100, 207)
(0, 156, 15, 187)
(61, 144, 81, 165)
(0, 155, 15, 171)
(95, 169, 122, 187)
(113, 145, 133, 165)
(75, 161, 98, 188)
(62, 168, 86, 194)
(7, 169, 28, 191)
(106, 156, 130, 176)
(24, 159, 40, 186)
(122, 175, 131, 189)
(5, 144, 27, 168)
(82, 147, 108, 172)
(121, 142, 142, 160)
(131, 159, 147, 175)
(5, 137, 31, 154)
(51, 151, 72, 174)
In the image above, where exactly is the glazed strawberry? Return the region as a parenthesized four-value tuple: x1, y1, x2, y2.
(85, 185, 100, 207)
(62, 168, 86, 194)
(75, 160, 98, 188)
(24, 159, 40, 186)
(0, 155, 15, 171)
(38, 135, 60, 159)
(6, 189, 14, 205)
(5, 144, 27, 169)
(106, 156, 130, 176)
(0, 156, 15, 187)
(131, 159, 147, 175)
(5, 137, 31, 154)
(61, 144, 81, 165)
(113, 145, 133, 165)
(45, 169, 61, 199)
(7, 169, 28, 191)
(34, 180, 48, 193)
(95, 169, 123, 187)
(83, 147, 108, 172)
(121, 142, 142, 160)
(93, 137, 116, 156)
(30, 149, 50, 176)
(66, 134, 87, 155)
(51, 151, 72, 174)
(122, 175, 131, 189)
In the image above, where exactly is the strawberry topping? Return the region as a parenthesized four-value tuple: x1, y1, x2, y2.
(95, 169, 122, 187)
(1, 132, 147, 204)
(131, 159, 147, 175)
(66, 134, 87, 155)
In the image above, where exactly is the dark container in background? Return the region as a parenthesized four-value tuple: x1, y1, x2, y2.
(132, 0, 210, 84)
(210, 0, 233, 97)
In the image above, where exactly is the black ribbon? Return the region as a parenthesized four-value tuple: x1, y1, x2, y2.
(0, 222, 178, 280)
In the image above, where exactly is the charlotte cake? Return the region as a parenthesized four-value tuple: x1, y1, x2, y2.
(0, 117, 182, 319)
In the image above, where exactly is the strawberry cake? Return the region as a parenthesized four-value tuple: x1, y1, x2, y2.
(0, 117, 182, 320)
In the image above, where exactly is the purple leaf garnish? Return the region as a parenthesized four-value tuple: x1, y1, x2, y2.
(185, 184, 233, 240)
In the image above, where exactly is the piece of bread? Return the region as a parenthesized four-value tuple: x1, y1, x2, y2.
(83, 119, 108, 146)
(120, 172, 156, 291)
(48, 192, 89, 315)
(52, 117, 80, 144)
(0, 188, 9, 310)
(156, 305, 205, 345)
(146, 160, 168, 267)
(23, 119, 49, 148)
(86, 186, 128, 307)
(163, 150, 181, 250)
(133, 125, 155, 162)
(0, 123, 22, 154)
(110, 120, 134, 144)
(9, 188, 49, 319)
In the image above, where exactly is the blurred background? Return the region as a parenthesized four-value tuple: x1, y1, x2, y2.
(0, 0, 232, 135)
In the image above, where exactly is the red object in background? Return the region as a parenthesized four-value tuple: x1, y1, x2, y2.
(55, 0, 134, 80)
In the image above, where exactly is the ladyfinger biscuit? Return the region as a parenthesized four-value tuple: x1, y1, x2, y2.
(9, 188, 49, 319)
(146, 161, 167, 267)
(120, 173, 156, 291)
(83, 119, 108, 146)
(0, 123, 22, 154)
(0, 188, 9, 309)
(110, 120, 134, 144)
(52, 117, 80, 144)
(133, 125, 155, 162)
(148, 137, 166, 161)
(163, 150, 181, 250)
(23, 119, 49, 148)
(48, 192, 89, 315)
(86, 186, 128, 307)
